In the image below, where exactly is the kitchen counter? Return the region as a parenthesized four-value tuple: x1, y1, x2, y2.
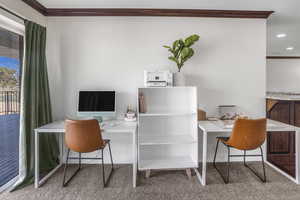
(266, 92, 300, 101)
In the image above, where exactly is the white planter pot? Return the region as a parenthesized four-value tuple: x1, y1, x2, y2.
(173, 72, 186, 86)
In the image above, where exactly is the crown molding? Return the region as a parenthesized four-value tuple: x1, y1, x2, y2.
(267, 56, 300, 59)
(45, 8, 274, 18)
(22, 0, 47, 16)
(22, 1, 274, 18)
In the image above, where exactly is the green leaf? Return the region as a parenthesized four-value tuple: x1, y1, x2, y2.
(169, 48, 174, 54)
(178, 39, 185, 47)
(173, 48, 180, 58)
(184, 34, 200, 47)
(187, 48, 194, 58)
(168, 56, 178, 63)
(181, 48, 195, 63)
(173, 39, 184, 58)
(163, 45, 171, 49)
(181, 47, 190, 59)
(172, 40, 180, 50)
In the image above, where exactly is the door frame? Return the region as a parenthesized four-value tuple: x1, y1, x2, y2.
(0, 12, 24, 193)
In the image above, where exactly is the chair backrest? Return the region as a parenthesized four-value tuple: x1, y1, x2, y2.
(65, 119, 104, 153)
(226, 118, 267, 150)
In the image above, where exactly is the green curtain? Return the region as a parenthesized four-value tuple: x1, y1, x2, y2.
(12, 20, 59, 190)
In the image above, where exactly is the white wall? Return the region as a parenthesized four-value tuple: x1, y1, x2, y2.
(46, 17, 267, 163)
(0, 0, 47, 26)
(47, 17, 266, 120)
(267, 59, 300, 92)
(0, 3, 268, 163)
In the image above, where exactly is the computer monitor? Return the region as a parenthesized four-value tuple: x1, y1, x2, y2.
(77, 91, 116, 120)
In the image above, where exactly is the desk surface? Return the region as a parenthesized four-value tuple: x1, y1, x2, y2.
(35, 120, 137, 133)
(198, 119, 298, 133)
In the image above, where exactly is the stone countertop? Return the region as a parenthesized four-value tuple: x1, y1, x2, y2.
(266, 92, 300, 101)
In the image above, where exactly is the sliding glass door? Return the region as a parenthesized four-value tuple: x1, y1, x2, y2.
(0, 27, 23, 188)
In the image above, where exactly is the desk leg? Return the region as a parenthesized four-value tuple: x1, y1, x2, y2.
(34, 132, 64, 189)
(201, 131, 207, 186)
(34, 130, 39, 188)
(60, 134, 64, 165)
(133, 128, 137, 188)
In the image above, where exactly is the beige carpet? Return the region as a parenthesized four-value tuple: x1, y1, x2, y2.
(1, 163, 300, 200)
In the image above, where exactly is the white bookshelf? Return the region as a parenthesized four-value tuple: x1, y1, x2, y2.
(137, 87, 198, 172)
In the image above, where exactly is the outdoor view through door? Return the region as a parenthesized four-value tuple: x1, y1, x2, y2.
(0, 27, 23, 187)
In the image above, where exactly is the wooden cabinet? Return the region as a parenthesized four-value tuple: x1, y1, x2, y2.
(266, 99, 296, 177)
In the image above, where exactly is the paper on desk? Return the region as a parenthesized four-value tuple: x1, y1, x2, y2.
(222, 120, 235, 129)
(213, 120, 234, 129)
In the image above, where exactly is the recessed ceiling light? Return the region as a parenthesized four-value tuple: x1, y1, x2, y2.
(276, 33, 287, 38)
(286, 46, 294, 51)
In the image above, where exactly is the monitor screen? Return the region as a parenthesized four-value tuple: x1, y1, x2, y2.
(78, 91, 115, 112)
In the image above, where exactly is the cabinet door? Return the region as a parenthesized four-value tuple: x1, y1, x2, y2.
(294, 101, 300, 127)
(267, 101, 291, 153)
(267, 100, 295, 177)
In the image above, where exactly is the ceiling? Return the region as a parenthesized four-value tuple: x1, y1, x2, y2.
(35, 0, 300, 56)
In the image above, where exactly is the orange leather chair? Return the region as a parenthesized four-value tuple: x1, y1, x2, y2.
(62, 119, 114, 187)
(213, 118, 267, 183)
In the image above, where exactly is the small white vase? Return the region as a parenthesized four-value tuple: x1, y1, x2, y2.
(173, 72, 186, 86)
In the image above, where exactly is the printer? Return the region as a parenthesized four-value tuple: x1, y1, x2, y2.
(144, 70, 173, 87)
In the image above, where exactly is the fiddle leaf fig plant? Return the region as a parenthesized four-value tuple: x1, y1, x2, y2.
(163, 34, 200, 72)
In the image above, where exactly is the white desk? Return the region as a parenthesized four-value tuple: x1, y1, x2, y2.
(198, 119, 300, 185)
(34, 120, 138, 188)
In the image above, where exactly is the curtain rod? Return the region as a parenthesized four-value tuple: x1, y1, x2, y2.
(0, 6, 25, 21)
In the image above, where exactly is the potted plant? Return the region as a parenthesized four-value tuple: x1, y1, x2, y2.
(163, 34, 200, 86)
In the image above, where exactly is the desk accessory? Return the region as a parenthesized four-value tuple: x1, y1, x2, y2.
(197, 109, 206, 121)
(139, 93, 147, 113)
(218, 105, 238, 120)
(125, 106, 137, 122)
(144, 70, 173, 87)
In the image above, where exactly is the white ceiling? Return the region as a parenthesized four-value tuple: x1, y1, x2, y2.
(38, 0, 300, 56)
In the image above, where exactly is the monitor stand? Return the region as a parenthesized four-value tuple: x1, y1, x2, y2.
(94, 116, 103, 123)
(93, 116, 115, 123)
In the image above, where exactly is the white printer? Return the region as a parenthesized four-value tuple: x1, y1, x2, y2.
(144, 70, 173, 87)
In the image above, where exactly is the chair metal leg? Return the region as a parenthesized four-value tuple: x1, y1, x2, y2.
(101, 149, 106, 187)
(260, 146, 267, 182)
(79, 152, 82, 169)
(62, 150, 82, 187)
(243, 146, 267, 183)
(213, 139, 230, 184)
(108, 142, 114, 169)
(62, 149, 70, 187)
(243, 150, 246, 166)
(100, 142, 114, 188)
(213, 139, 220, 167)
